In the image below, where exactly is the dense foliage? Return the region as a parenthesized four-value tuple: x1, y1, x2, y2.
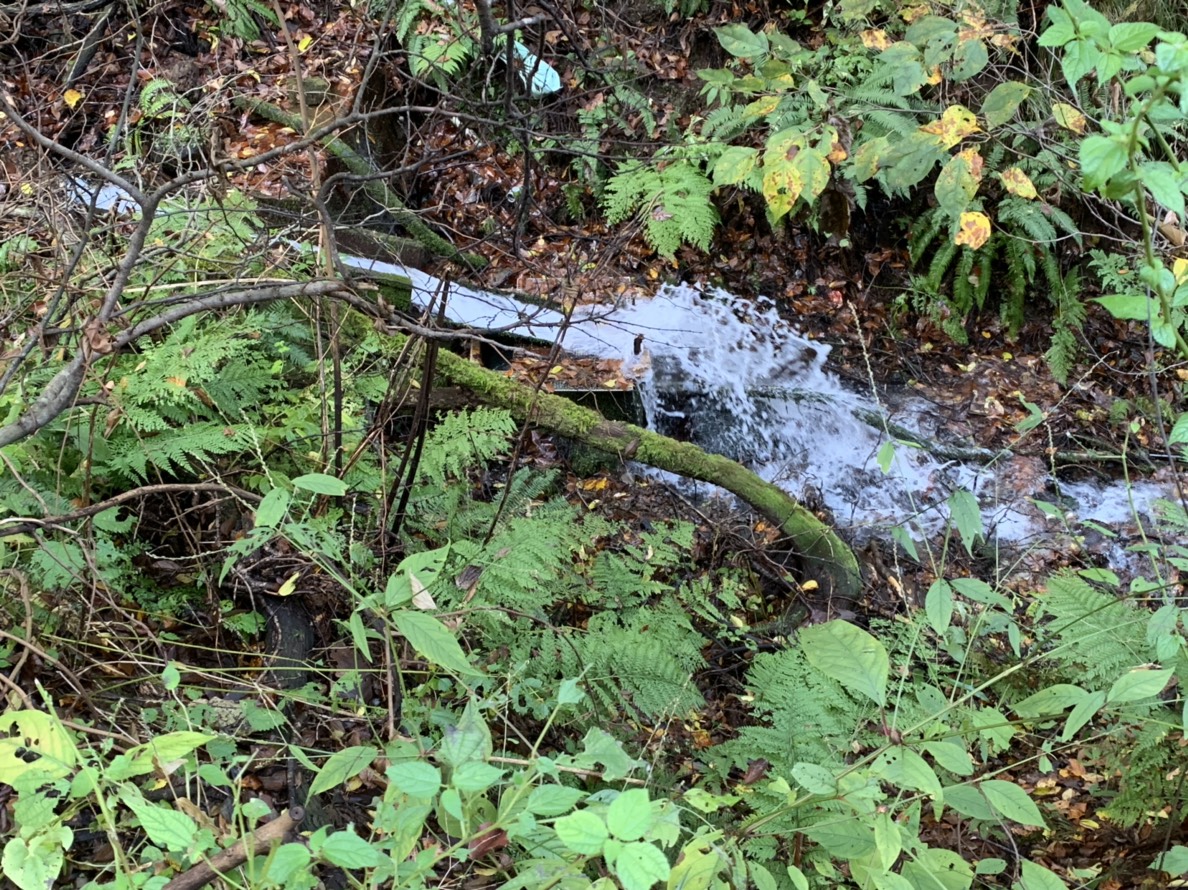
(2, 0, 1188, 887)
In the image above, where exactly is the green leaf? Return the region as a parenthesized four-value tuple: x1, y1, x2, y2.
(1139, 161, 1186, 220)
(1107, 666, 1173, 703)
(801, 620, 888, 707)
(292, 472, 348, 496)
(791, 761, 838, 795)
(607, 788, 653, 842)
(981, 81, 1030, 128)
(316, 827, 390, 868)
(108, 731, 216, 781)
(1012, 859, 1068, 890)
(716, 24, 769, 59)
(392, 610, 482, 676)
(922, 741, 974, 776)
(947, 489, 982, 554)
(803, 819, 876, 858)
(925, 579, 954, 634)
(1080, 134, 1129, 192)
(387, 761, 441, 799)
(681, 787, 741, 813)
(712, 146, 759, 186)
(614, 841, 671, 890)
(901, 848, 973, 890)
(787, 865, 810, 890)
(3, 835, 68, 890)
(309, 745, 378, 797)
(258, 843, 312, 884)
(440, 699, 493, 766)
(555, 810, 609, 855)
(1062, 689, 1106, 740)
(669, 839, 728, 890)
(1037, 7, 1075, 47)
(1169, 412, 1188, 446)
(981, 779, 1045, 827)
(871, 748, 942, 802)
(527, 785, 586, 816)
(1093, 293, 1156, 320)
(1012, 684, 1088, 718)
(452, 761, 505, 794)
(254, 487, 291, 528)
(120, 788, 198, 853)
(943, 784, 994, 820)
(936, 152, 979, 217)
(1109, 21, 1159, 52)
(1152, 846, 1188, 876)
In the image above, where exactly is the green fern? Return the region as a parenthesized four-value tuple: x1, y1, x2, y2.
(603, 160, 718, 258)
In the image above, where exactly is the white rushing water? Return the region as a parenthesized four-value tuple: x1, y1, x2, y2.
(71, 178, 1175, 550)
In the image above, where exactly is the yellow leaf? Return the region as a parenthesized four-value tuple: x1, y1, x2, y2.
(861, 29, 891, 50)
(166, 375, 187, 387)
(549, 365, 564, 375)
(276, 572, 300, 597)
(297, 34, 313, 53)
(64, 89, 84, 109)
(921, 105, 981, 149)
(1173, 257, 1188, 285)
(954, 211, 992, 249)
(1000, 167, 1037, 199)
(602, 378, 619, 388)
(1052, 102, 1087, 134)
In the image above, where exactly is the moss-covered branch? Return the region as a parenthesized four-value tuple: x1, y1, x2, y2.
(432, 347, 862, 605)
(233, 96, 487, 271)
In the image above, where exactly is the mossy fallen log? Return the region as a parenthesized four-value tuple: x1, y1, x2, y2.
(233, 96, 487, 272)
(431, 346, 862, 606)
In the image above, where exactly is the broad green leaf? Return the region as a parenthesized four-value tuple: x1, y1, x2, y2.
(947, 489, 982, 554)
(950, 577, 1010, 609)
(316, 827, 389, 868)
(0, 710, 79, 783)
(1080, 134, 1128, 191)
(161, 662, 181, 691)
(607, 788, 653, 842)
(977, 858, 1007, 875)
(1152, 846, 1188, 876)
(1139, 161, 1186, 220)
(1106, 666, 1173, 703)
(935, 154, 978, 217)
(791, 761, 838, 795)
(1093, 293, 1156, 320)
(925, 579, 954, 633)
(668, 839, 727, 890)
(1012, 684, 1088, 718)
(1012, 859, 1068, 890)
(681, 787, 741, 813)
(120, 789, 198, 853)
(386, 761, 441, 799)
(1109, 21, 1159, 52)
(1063, 38, 1101, 87)
(712, 146, 758, 186)
(871, 748, 942, 802)
(392, 609, 482, 676)
(981, 81, 1030, 128)
(980, 780, 1045, 827)
(787, 865, 809, 890)
(292, 472, 348, 496)
(1062, 689, 1106, 740)
(258, 843, 312, 884)
(254, 487, 290, 528)
(555, 810, 609, 855)
(873, 812, 902, 870)
(3, 834, 68, 890)
(902, 848, 973, 890)
(563, 727, 647, 782)
(943, 784, 994, 820)
(527, 785, 586, 816)
(922, 741, 974, 776)
(440, 700, 493, 766)
(106, 730, 215, 782)
(749, 861, 778, 890)
(716, 24, 768, 59)
(890, 525, 919, 561)
(1037, 7, 1075, 47)
(1168, 412, 1188, 446)
(309, 745, 378, 797)
(614, 841, 671, 890)
(803, 818, 876, 858)
(452, 761, 505, 794)
(802, 620, 889, 707)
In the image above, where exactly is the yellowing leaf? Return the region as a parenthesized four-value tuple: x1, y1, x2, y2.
(64, 89, 84, 109)
(1052, 102, 1087, 134)
(297, 34, 313, 53)
(602, 378, 619, 387)
(166, 376, 187, 387)
(1000, 167, 1038, 199)
(921, 105, 981, 149)
(745, 96, 780, 117)
(276, 572, 300, 597)
(1173, 257, 1188, 285)
(925, 65, 943, 85)
(861, 29, 891, 50)
(954, 211, 992, 249)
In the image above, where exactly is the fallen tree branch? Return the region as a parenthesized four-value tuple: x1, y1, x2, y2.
(426, 342, 862, 604)
(162, 807, 303, 890)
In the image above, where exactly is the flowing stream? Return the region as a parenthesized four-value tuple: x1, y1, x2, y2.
(68, 178, 1175, 564)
